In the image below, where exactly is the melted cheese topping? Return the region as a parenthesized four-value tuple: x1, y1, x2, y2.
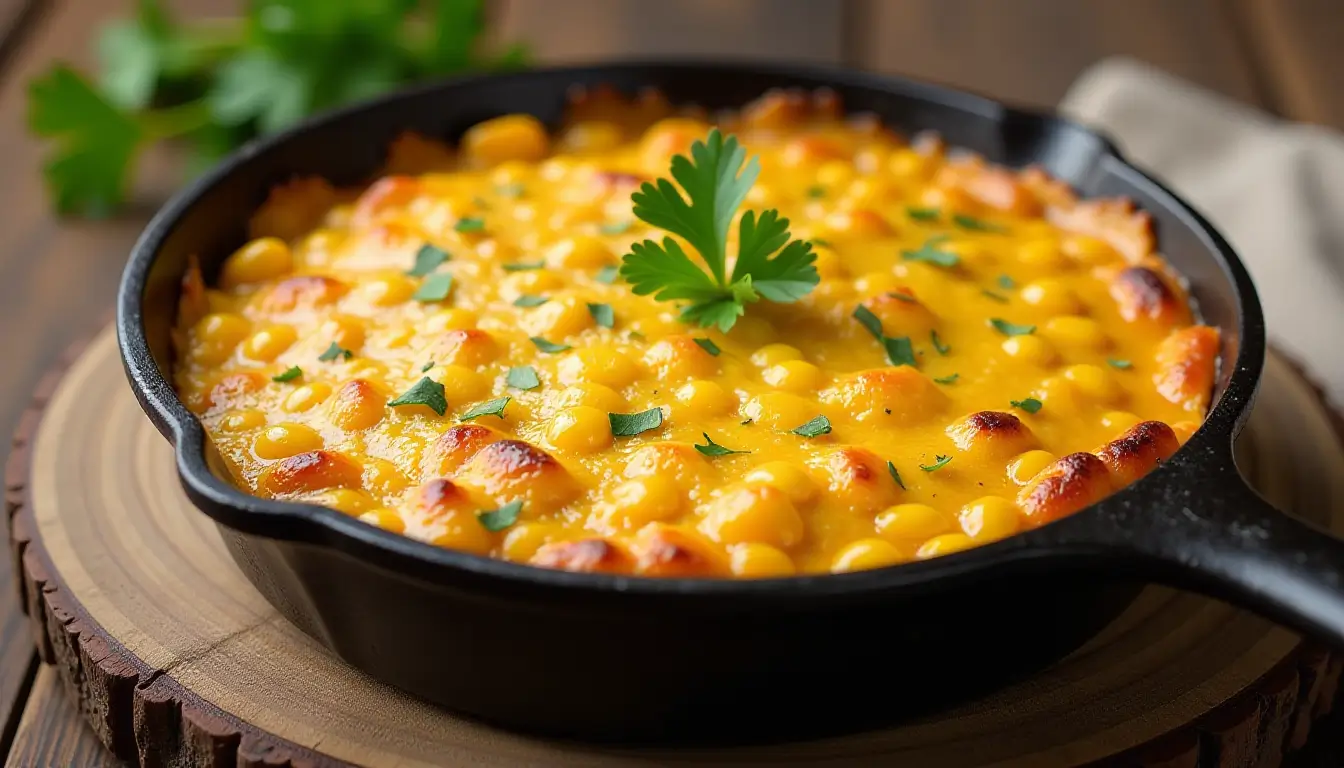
(173, 88, 1217, 578)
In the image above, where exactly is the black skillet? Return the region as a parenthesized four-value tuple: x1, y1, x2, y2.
(116, 62, 1344, 745)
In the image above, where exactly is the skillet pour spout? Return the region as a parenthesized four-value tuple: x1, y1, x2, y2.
(117, 61, 1344, 741)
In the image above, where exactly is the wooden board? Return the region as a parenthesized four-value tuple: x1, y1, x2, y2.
(1234, 0, 1344, 129)
(3, 327, 1342, 767)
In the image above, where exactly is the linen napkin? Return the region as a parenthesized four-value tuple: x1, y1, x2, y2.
(1058, 57, 1344, 411)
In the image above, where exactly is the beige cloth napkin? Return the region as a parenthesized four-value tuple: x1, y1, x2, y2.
(1059, 57, 1344, 410)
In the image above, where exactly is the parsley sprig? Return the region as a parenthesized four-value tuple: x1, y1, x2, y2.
(620, 129, 820, 332)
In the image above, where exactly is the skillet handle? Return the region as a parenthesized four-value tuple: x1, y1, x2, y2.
(1116, 474, 1344, 647)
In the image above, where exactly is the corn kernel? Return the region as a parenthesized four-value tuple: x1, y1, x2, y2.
(358, 508, 406, 535)
(501, 522, 563, 562)
(424, 309, 478, 332)
(221, 237, 293, 288)
(744, 461, 819, 506)
(463, 114, 549, 166)
(1101, 411, 1141, 433)
(875, 504, 955, 543)
(1001, 335, 1058, 367)
(763, 360, 824, 392)
(917, 533, 976, 559)
(832, 538, 908, 573)
(548, 405, 613, 453)
(730, 543, 796, 578)
(358, 273, 417, 306)
(1042, 316, 1108, 351)
(602, 475, 683, 529)
(284, 382, 333, 412)
(729, 315, 777, 346)
(427, 510, 495, 555)
(305, 488, 374, 516)
(1062, 235, 1119, 265)
(433, 364, 490, 402)
(816, 160, 854, 188)
(558, 121, 623, 153)
(751, 344, 804, 367)
(1016, 239, 1066, 269)
(742, 393, 819, 431)
(556, 347, 641, 389)
(1020, 279, 1083, 316)
(699, 484, 804, 548)
(192, 313, 250, 365)
(319, 315, 366, 351)
(253, 422, 323, 459)
(1037, 376, 1081, 415)
(673, 380, 735, 419)
(242, 324, 297, 362)
(1064, 364, 1120, 402)
(1008, 450, 1057, 485)
(362, 458, 409, 498)
(545, 236, 613, 269)
(959, 497, 1022, 541)
(522, 296, 593, 338)
(554, 383, 626, 413)
(219, 409, 266, 432)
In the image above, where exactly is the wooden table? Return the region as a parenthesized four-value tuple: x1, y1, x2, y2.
(0, 0, 1341, 764)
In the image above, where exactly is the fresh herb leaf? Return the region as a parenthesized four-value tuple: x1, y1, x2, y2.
(496, 182, 525, 198)
(981, 289, 1008, 303)
(882, 336, 917, 368)
(694, 432, 749, 457)
(619, 129, 819, 332)
(502, 261, 544, 272)
(413, 273, 453, 302)
(811, 237, 832, 248)
(529, 337, 571, 354)
(902, 235, 960, 268)
(887, 291, 917, 303)
(271, 365, 302, 382)
(997, 274, 1016, 289)
(460, 396, 511, 421)
(587, 302, 615, 328)
(990, 318, 1036, 336)
(506, 365, 540, 390)
(790, 415, 832, 438)
(852, 304, 884, 340)
(318, 342, 352, 362)
(806, 184, 826, 199)
(599, 220, 631, 235)
(477, 500, 522, 532)
(1108, 358, 1133, 370)
(421, 361, 435, 372)
(920, 455, 953, 472)
(931, 330, 950, 355)
(407, 244, 449, 276)
(692, 337, 721, 356)
(512, 294, 549, 307)
(454, 216, 485, 233)
(1011, 397, 1043, 414)
(933, 373, 960, 384)
(594, 265, 620, 284)
(887, 460, 905, 490)
(906, 206, 941, 221)
(389, 377, 448, 416)
(953, 214, 1007, 233)
(609, 407, 664, 437)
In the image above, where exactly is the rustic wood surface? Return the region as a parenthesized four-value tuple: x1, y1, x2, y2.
(4, 331, 1343, 767)
(0, 0, 1343, 764)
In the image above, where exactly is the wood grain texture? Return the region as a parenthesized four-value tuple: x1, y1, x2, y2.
(4, 667, 118, 768)
(1236, 0, 1344, 129)
(848, 0, 1263, 110)
(5, 329, 1342, 767)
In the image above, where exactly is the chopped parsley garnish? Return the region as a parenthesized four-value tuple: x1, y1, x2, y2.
(997, 274, 1016, 289)
(506, 365, 540, 390)
(882, 336, 917, 368)
(594, 265, 619, 284)
(952, 214, 1007, 233)
(981, 289, 1008, 303)
(600, 220, 631, 235)
(421, 361, 435, 372)
(901, 235, 959, 268)
(852, 304, 884, 340)
(318, 342, 353, 362)
(806, 184, 826, 199)
(502, 261, 544, 272)
(790, 415, 832, 438)
(413, 273, 453, 302)
(512, 294, 549, 307)
(906, 206, 941, 221)
(609, 407, 664, 437)
(1108, 358, 1133, 370)
(931, 330, 950, 355)
(529, 337, 571, 354)
(586, 302, 615, 328)
(1011, 397, 1043, 414)
(887, 291, 917, 303)
(811, 237, 832, 248)
(694, 432, 750, 457)
(692, 337, 721, 356)
(407, 244, 449, 276)
(887, 460, 906, 490)
(460, 396, 511, 421)
(990, 318, 1036, 336)
(920, 455, 953, 472)
(477, 500, 522, 532)
(454, 216, 485, 233)
(496, 183, 525, 198)
(271, 366, 302, 383)
(619, 128, 819, 332)
(388, 377, 447, 416)
(933, 373, 960, 384)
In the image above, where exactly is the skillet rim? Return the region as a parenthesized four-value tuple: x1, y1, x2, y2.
(115, 59, 1263, 599)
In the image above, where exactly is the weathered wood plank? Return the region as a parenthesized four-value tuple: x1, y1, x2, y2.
(1236, 0, 1344, 129)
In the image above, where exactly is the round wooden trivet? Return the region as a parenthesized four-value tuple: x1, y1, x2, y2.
(6, 327, 1344, 768)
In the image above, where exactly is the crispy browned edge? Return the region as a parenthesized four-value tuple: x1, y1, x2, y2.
(2, 332, 1341, 767)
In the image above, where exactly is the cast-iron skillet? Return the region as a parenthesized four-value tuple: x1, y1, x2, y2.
(117, 62, 1344, 745)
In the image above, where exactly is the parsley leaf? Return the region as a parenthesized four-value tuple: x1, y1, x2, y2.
(853, 304, 884, 340)
(920, 455, 953, 472)
(981, 289, 1008, 303)
(620, 129, 819, 331)
(953, 214, 1007, 233)
(882, 336, 917, 368)
(421, 361, 435, 372)
(933, 373, 959, 384)
(454, 216, 485, 232)
(694, 433, 749, 457)
(790, 415, 832, 438)
(407, 244, 449, 276)
(594, 265, 619, 284)
(529, 337, 570, 354)
(512, 294, 549, 307)
(318, 342, 353, 362)
(692, 338, 720, 356)
(609, 408, 664, 437)
(587, 302, 615, 328)
(990, 318, 1037, 336)
(806, 184, 826, 199)
(506, 365, 540, 390)
(1108, 358, 1133, 370)
(887, 460, 905, 490)
(902, 235, 959, 268)
(502, 261, 544, 272)
(477, 500, 522, 532)
(271, 366, 302, 382)
(413, 273, 454, 302)
(389, 377, 448, 416)
(931, 330, 951, 355)
(997, 274, 1016, 289)
(906, 206, 941, 221)
(460, 396, 511, 421)
(1011, 397, 1043, 414)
